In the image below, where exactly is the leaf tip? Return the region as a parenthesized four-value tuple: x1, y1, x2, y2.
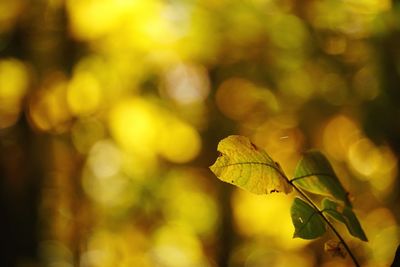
(360, 234, 368, 242)
(208, 163, 215, 173)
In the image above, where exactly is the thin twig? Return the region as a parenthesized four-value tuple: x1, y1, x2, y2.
(290, 184, 360, 267)
(278, 172, 361, 267)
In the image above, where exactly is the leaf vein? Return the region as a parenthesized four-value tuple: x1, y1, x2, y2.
(295, 210, 323, 236)
(290, 173, 334, 183)
(216, 162, 284, 177)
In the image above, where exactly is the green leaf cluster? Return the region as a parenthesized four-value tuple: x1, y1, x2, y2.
(291, 151, 367, 241)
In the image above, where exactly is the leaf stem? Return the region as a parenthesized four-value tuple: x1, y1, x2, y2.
(285, 178, 360, 267)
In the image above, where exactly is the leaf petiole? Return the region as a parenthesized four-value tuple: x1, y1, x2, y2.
(287, 178, 361, 267)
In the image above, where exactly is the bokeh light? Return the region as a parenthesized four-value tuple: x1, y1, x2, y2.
(232, 191, 309, 250)
(0, 59, 29, 128)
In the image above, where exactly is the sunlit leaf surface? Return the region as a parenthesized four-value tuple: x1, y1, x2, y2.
(210, 135, 292, 194)
(293, 151, 351, 206)
(291, 197, 326, 239)
(322, 198, 368, 241)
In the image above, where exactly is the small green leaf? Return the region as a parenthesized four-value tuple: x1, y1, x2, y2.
(292, 151, 351, 206)
(322, 198, 368, 241)
(209, 135, 292, 194)
(291, 197, 326, 239)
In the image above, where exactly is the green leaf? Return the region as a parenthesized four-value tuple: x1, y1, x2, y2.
(291, 197, 326, 239)
(292, 150, 351, 206)
(209, 135, 292, 194)
(322, 198, 368, 241)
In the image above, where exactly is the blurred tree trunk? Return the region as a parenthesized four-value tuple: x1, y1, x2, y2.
(0, 117, 40, 267)
(0, 1, 80, 266)
(364, 9, 400, 220)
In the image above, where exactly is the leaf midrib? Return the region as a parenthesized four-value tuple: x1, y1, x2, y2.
(214, 161, 285, 177)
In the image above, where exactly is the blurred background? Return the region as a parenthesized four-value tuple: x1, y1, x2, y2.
(1, 0, 400, 266)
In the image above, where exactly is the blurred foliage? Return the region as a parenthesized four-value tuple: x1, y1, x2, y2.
(1, 0, 400, 266)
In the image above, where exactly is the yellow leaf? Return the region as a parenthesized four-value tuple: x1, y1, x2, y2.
(210, 135, 292, 194)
